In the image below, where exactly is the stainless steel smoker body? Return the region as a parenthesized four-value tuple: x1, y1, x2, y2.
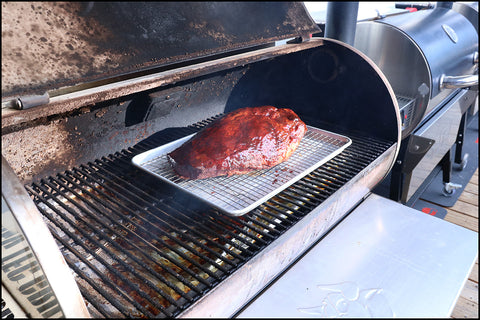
(1, 2, 477, 318)
(354, 4, 478, 204)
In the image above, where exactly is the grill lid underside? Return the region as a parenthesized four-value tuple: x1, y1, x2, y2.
(1, 1, 319, 100)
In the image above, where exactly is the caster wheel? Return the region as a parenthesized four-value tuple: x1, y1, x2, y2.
(442, 182, 462, 197)
(442, 186, 455, 197)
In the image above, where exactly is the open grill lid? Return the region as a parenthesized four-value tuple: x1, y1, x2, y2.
(1, 2, 319, 101)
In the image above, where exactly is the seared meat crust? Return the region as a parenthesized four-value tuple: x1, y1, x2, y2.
(167, 106, 307, 179)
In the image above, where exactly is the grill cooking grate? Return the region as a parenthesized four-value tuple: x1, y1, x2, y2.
(25, 117, 393, 318)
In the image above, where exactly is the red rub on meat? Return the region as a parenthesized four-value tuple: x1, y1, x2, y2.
(167, 106, 307, 179)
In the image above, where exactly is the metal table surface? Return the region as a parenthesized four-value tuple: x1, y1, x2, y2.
(236, 193, 478, 318)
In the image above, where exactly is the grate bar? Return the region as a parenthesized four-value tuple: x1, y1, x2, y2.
(27, 185, 168, 317)
(299, 177, 337, 194)
(203, 213, 271, 247)
(104, 151, 275, 254)
(154, 200, 257, 258)
(237, 214, 283, 237)
(309, 170, 347, 187)
(270, 194, 311, 212)
(60, 170, 210, 292)
(144, 204, 250, 262)
(260, 201, 304, 221)
(258, 203, 301, 222)
(98, 150, 266, 250)
(49, 227, 152, 318)
(315, 167, 351, 184)
(276, 191, 316, 211)
(249, 211, 288, 231)
(163, 199, 267, 251)
(66, 166, 238, 271)
(32, 179, 182, 312)
(90, 157, 244, 270)
(81, 161, 227, 279)
(45, 174, 199, 305)
(68, 167, 219, 287)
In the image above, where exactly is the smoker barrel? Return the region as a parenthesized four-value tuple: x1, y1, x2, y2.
(354, 6, 478, 204)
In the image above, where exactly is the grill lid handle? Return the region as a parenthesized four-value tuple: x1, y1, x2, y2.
(440, 51, 478, 90)
(440, 74, 478, 89)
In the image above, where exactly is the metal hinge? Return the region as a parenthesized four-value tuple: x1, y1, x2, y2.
(2, 92, 50, 110)
(287, 34, 312, 44)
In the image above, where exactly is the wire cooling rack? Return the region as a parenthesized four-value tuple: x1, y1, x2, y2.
(132, 126, 351, 216)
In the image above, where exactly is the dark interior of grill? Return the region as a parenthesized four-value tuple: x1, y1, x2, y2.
(18, 41, 398, 318)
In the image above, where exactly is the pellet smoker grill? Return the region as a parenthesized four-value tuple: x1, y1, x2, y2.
(353, 2, 478, 204)
(1, 2, 477, 318)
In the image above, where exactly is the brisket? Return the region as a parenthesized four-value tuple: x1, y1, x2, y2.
(167, 106, 307, 179)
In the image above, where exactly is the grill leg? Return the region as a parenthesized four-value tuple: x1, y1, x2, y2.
(441, 149, 462, 196)
(441, 150, 452, 184)
(454, 112, 468, 169)
(389, 164, 411, 204)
